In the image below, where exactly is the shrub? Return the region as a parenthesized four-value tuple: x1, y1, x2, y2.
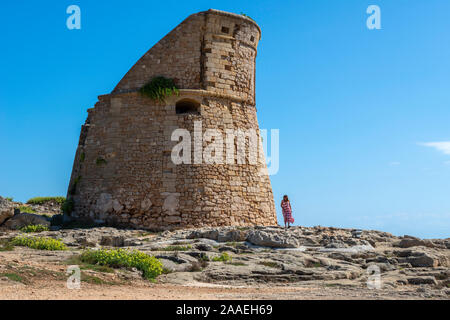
(26, 197, 66, 205)
(140, 76, 179, 102)
(96, 157, 107, 165)
(12, 236, 67, 251)
(61, 199, 74, 215)
(212, 252, 232, 262)
(20, 224, 49, 233)
(80, 248, 163, 280)
(5, 197, 13, 201)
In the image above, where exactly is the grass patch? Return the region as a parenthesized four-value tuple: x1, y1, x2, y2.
(151, 245, 192, 252)
(225, 241, 240, 247)
(5, 197, 13, 201)
(0, 272, 25, 283)
(212, 252, 232, 262)
(0, 239, 15, 252)
(20, 224, 49, 233)
(27, 197, 66, 205)
(258, 261, 279, 268)
(18, 205, 36, 214)
(81, 272, 115, 285)
(66, 255, 115, 273)
(80, 248, 163, 281)
(12, 236, 67, 251)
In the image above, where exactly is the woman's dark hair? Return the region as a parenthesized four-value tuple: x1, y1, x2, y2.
(283, 195, 289, 201)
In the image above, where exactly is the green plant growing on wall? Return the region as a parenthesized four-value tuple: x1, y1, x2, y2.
(96, 157, 107, 166)
(240, 12, 255, 22)
(80, 152, 85, 163)
(139, 76, 179, 102)
(61, 199, 74, 214)
(69, 176, 82, 195)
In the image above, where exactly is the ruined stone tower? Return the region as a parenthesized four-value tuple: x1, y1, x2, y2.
(67, 9, 277, 229)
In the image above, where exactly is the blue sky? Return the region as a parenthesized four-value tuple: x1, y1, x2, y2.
(1, 1, 449, 238)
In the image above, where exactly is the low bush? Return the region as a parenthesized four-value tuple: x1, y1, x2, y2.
(26, 197, 66, 205)
(80, 249, 163, 280)
(20, 224, 49, 233)
(12, 236, 67, 251)
(212, 252, 232, 262)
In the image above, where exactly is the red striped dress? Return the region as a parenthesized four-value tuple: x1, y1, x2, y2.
(281, 200, 294, 224)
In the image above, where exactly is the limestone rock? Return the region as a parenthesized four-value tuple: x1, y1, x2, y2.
(0, 196, 14, 225)
(407, 277, 438, 285)
(396, 238, 435, 248)
(3, 213, 50, 230)
(246, 230, 299, 248)
(407, 253, 439, 268)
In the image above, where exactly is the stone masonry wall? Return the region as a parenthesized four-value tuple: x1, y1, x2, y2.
(67, 9, 277, 230)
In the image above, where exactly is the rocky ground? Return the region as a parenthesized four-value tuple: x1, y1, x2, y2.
(0, 196, 449, 300)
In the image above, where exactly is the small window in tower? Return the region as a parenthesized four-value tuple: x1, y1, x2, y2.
(221, 26, 229, 34)
(250, 35, 255, 42)
(176, 99, 200, 115)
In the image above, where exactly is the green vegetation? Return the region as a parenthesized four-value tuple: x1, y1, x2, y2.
(240, 12, 255, 22)
(0, 272, 25, 283)
(227, 262, 246, 266)
(80, 248, 163, 281)
(80, 152, 85, 162)
(69, 176, 82, 195)
(27, 197, 66, 205)
(140, 76, 179, 102)
(0, 239, 14, 252)
(258, 261, 279, 268)
(151, 245, 192, 252)
(12, 236, 67, 251)
(96, 157, 107, 165)
(212, 252, 232, 262)
(5, 197, 13, 201)
(81, 272, 115, 285)
(61, 199, 74, 215)
(18, 205, 36, 214)
(225, 241, 240, 247)
(20, 224, 49, 233)
(66, 255, 115, 273)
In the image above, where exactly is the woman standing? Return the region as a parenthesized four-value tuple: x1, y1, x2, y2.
(281, 195, 294, 228)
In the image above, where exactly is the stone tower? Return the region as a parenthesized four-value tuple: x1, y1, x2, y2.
(67, 9, 277, 230)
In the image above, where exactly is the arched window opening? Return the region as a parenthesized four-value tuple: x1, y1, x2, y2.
(176, 99, 200, 115)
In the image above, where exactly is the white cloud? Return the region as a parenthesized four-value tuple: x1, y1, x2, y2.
(419, 141, 450, 155)
(389, 161, 400, 166)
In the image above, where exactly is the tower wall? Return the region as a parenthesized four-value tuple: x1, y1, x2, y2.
(67, 9, 277, 229)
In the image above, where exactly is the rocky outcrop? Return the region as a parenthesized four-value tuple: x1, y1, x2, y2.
(3, 213, 50, 230)
(0, 224, 448, 297)
(0, 196, 14, 225)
